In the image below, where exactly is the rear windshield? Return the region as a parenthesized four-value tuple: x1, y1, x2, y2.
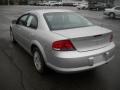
(44, 12, 93, 31)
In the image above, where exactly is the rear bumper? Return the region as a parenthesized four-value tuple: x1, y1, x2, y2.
(46, 42, 115, 73)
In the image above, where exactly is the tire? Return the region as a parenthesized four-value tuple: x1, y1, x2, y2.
(109, 13, 115, 19)
(10, 27, 16, 43)
(33, 47, 46, 74)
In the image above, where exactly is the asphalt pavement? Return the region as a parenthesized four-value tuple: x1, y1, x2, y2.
(0, 5, 120, 90)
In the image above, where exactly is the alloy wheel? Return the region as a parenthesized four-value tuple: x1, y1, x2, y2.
(33, 51, 42, 71)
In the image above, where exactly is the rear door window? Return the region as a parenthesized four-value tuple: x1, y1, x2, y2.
(27, 14, 38, 29)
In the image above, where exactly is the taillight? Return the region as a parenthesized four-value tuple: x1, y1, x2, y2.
(52, 39, 76, 51)
(110, 33, 113, 42)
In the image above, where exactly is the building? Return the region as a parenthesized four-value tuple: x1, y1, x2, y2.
(61, 0, 88, 6)
(114, 0, 120, 6)
(62, 0, 87, 3)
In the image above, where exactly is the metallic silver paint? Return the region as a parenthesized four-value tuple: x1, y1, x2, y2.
(11, 9, 115, 73)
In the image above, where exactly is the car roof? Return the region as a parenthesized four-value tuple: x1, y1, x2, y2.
(27, 9, 73, 15)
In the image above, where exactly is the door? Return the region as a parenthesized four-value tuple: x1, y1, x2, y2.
(14, 14, 29, 47)
(21, 14, 38, 51)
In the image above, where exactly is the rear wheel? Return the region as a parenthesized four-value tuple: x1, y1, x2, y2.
(33, 48, 46, 74)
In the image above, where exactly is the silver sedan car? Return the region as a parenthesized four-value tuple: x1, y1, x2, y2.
(10, 9, 115, 73)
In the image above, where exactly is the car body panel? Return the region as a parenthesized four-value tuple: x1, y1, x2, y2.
(47, 42, 115, 73)
(104, 6, 120, 17)
(76, 3, 88, 9)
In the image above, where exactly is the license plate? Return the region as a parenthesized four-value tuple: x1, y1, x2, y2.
(93, 55, 105, 64)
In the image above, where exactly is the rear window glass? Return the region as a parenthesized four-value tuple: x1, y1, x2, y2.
(44, 12, 93, 31)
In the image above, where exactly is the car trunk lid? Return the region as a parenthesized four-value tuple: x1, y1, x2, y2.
(52, 26, 112, 52)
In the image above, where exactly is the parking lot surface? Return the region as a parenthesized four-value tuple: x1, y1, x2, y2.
(0, 6, 120, 90)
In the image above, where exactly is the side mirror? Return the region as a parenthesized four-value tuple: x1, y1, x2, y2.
(12, 20, 17, 24)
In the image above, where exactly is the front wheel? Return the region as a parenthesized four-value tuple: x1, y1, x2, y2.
(33, 48, 46, 74)
(109, 13, 115, 19)
(10, 28, 16, 43)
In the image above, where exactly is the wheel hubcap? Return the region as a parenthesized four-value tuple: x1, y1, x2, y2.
(34, 51, 41, 71)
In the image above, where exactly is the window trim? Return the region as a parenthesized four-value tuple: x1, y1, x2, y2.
(16, 14, 29, 26)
